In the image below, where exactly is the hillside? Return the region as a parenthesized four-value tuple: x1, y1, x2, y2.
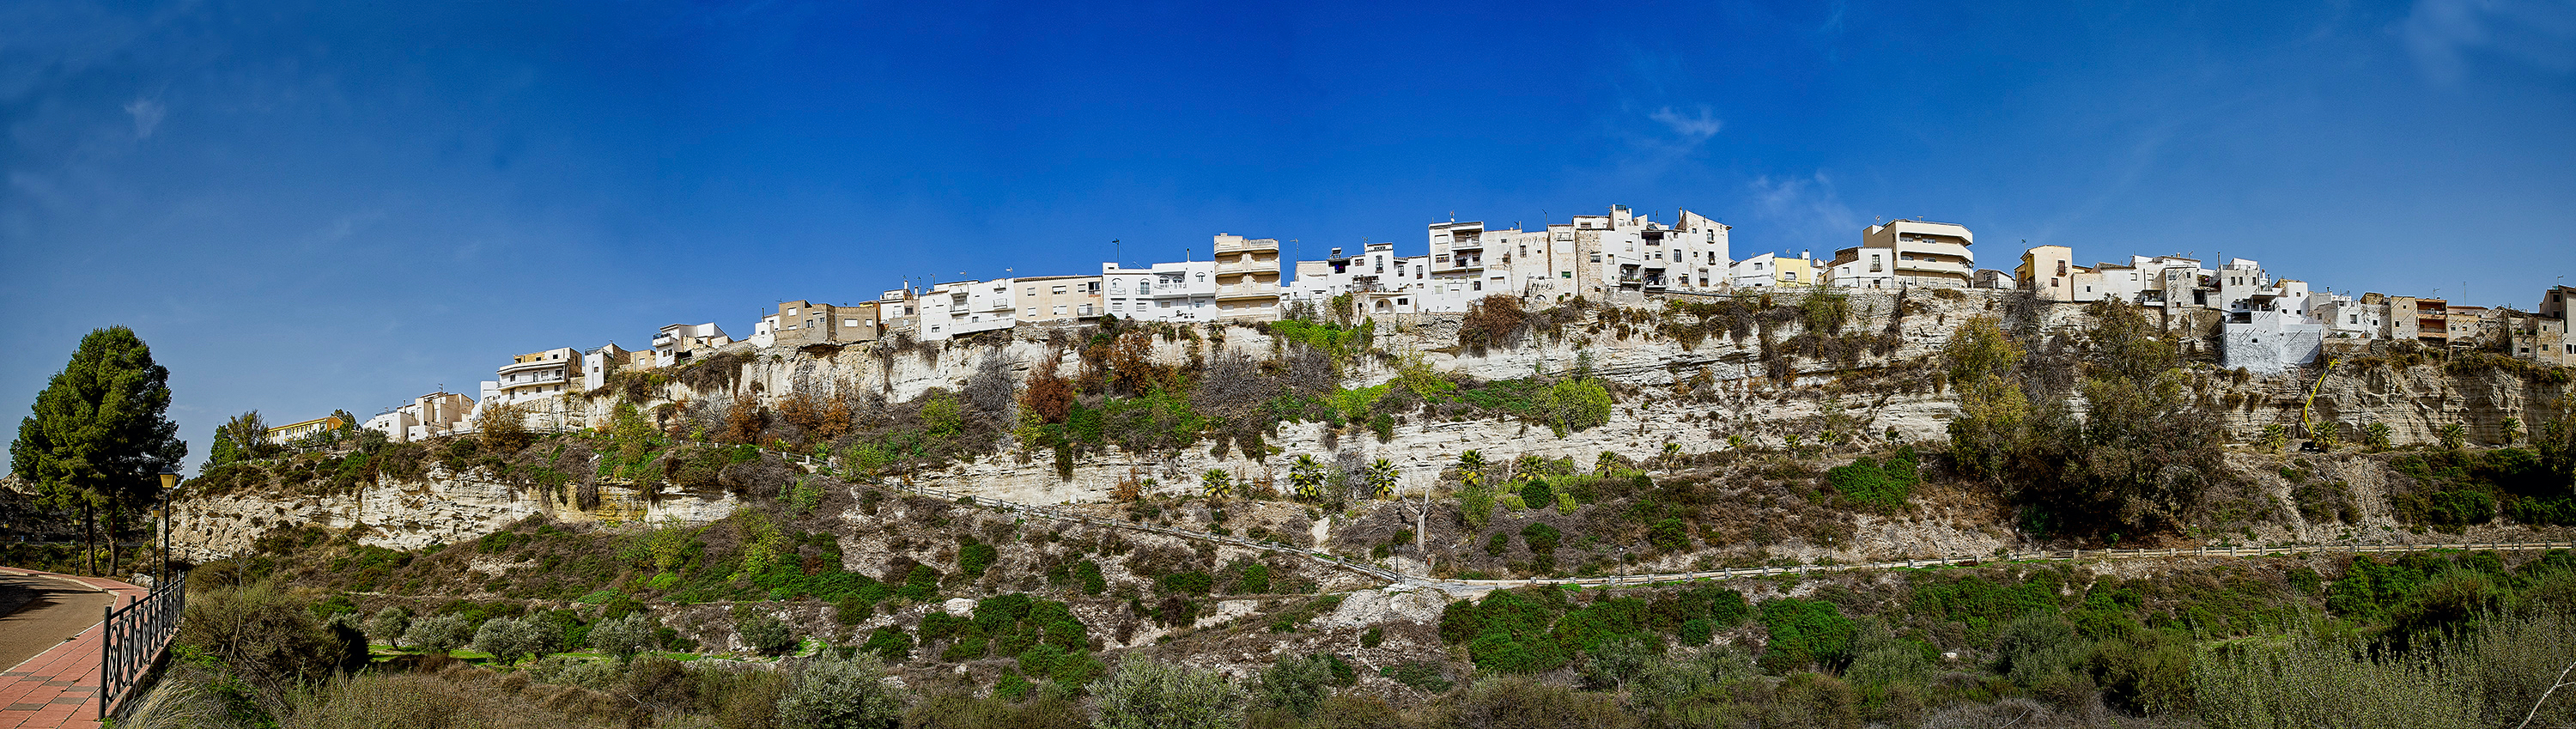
(147, 289, 2576, 729)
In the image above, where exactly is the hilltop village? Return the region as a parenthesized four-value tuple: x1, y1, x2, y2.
(78, 204, 2576, 729)
(321, 204, 2576, 445)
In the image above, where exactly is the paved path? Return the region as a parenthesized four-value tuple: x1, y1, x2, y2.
(0, 568, 147, 729)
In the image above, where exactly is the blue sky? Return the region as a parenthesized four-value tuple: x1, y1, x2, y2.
(4, 0, 2573, 471)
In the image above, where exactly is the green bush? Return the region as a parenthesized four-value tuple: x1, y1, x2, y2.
(1647, 518, 1690, 552)
(1252, 653, 1340, 718)
(471, 616, 562, 665)
(1820, 447, 1918, 511)
(738, 613, 799, 656)
(1088, 657, 1245, 729)
(860, 626, 914, 663)
(402, 614, 475, 653)
(1759, 598, 1856, 672)
(959, 538, 1000, 577)
(777, 652, 907, 729)
(1518, 479, 1557, 511)
(587, 612, 660, 659)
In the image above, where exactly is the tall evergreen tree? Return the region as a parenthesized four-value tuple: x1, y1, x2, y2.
(9, 326, 187, 574)
(208, 410, 269, 467)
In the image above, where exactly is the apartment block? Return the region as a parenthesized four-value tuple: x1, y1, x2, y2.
(1014, 275, 1103, 324)
(755, 300, 883, 348)
(263, 416, 346, 444)
(1211, 234, 1282, 321)
(1833, 220, 1974, 289)
(1104, 260, 1218, 322)
(485, 347, 581, 407)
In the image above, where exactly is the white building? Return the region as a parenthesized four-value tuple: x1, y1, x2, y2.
(361, 392, 476, 443)
(653, 323, 732, 367)
(914, 278, 1018, 340)
(1731, 252, 1821, 289)
(486, 347, 580, 407)
(1827, 220, 1976, 289)
(582, 343, 637, 390)
(2312, 292, 2383, 339)
(2221, 310, 2326, 374)
(1104, 260, 1218, 322)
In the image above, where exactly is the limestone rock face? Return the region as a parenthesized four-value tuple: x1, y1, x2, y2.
(1320, 586, 1450, 629)
(173, 468, 738, 559)
(183, 289, 2562, 561)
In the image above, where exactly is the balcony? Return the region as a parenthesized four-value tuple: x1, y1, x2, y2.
(1213, 238, 1279, 255)
(498, 359, 568, 376)
(1894, 258, 1973, 277)
(500, 373, 568, 391)
(1218, 258, 1278, 275)
(1217, 284, 1279, 301)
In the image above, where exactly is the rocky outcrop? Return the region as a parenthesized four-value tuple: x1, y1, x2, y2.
(173, 467, 739, 559)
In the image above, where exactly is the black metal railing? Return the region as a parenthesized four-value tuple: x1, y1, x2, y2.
(100, 574, 185, 721)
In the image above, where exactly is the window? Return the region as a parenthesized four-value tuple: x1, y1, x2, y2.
(787, 307, 799, 315)
(1589, 253, 1601, 263)
(1052, 285, 1066, 295)
(1054, 306, 1067, 315)
(844, 319, 859, 327)
(1870, 255, 1883, 273)
(1024, 288, 1035, 295)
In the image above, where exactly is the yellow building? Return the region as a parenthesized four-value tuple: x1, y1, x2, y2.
(264, 416, 345, 444)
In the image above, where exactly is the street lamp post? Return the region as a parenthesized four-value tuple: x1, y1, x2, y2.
(156, 468, 179, 587)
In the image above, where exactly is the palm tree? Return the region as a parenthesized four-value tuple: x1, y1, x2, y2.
(1201, 469, 1232, 499)
(1289, 454, 1326, 501)
(1364, 459, 1399, 501)
(1455, 449, 1485, 487)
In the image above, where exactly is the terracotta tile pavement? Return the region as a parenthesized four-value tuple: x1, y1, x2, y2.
(0, 569, 149, 729)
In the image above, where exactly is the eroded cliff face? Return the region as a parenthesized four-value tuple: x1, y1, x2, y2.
(173, 468, 741, 559)
(185, 289, 2567, 558)
(562, 289, 2556, 504)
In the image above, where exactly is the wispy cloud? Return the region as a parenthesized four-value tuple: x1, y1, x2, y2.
(1748, 172, 1859, 249)
(124, 97, 165, 138)
(2402, 0, 2576, 83)
(1649, 106, 1723, 142)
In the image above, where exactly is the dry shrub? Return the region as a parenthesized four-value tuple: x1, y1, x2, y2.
(476, 401, 534, 453)
(719, 397, 768, 445)
(1025, 354, 1077, 424)
(178, 581, 355, 720)
(1459, 295, 1530, 353)
(675, 350, 750, 393)
(1437, 675, 1635, 729)
(779, 390, 854, 444)
(1108, 329, 1174, 395)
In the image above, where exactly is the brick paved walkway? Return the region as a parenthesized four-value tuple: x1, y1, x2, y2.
(0, 569, 148, 729)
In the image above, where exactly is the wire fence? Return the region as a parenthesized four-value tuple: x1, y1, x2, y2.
(768, 449, 2575, 592)
(100, 571, 185, 721)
